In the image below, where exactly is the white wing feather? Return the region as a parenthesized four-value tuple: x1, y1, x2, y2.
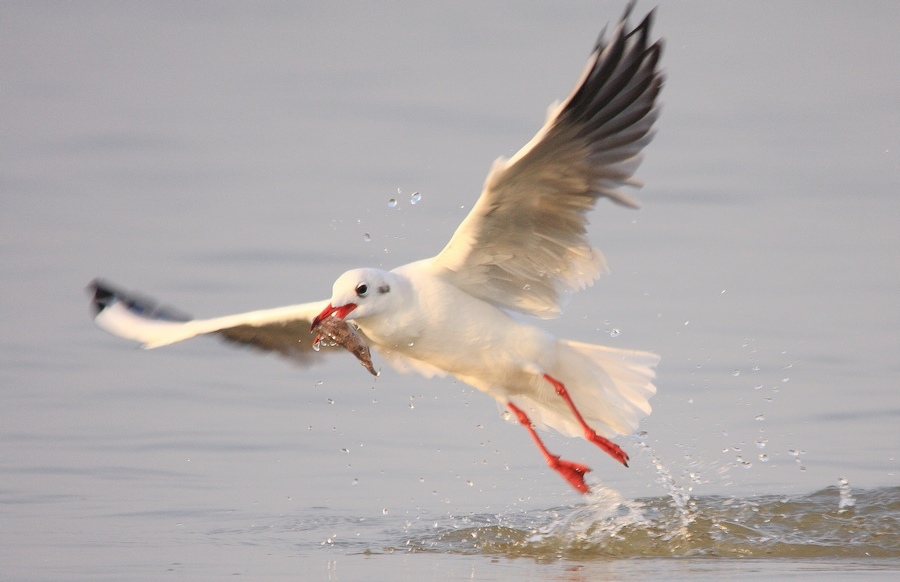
(430, 9, 664, 318)
(89, 280, 330, 364)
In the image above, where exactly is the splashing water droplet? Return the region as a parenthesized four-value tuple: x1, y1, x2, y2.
(382, 508, 388, 515)
(756, 414, 765, 421)
(312, 339, 321, 352)
(466, 480, 473, 487)
(522, 284, 531, 291)
(733, 369, 740, 377)
(341, 448, 349, 454)
(756, 438, 768, 449)
(387, 198, 398, 208)
(610, 329, 620, 338)
(410, 191, 421, 204)
(352, 478, 358, 486)
(326, 398, 334, 405)
(838, 477, 855, 510)
(408, 402, 414, 410)
(363, 233, 371, 242)
(758, 454, 769, 462)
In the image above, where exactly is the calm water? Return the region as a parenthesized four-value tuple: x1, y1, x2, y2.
(2, 1, 898, 579)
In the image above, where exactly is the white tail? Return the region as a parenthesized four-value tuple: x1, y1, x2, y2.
(510, 339, 659, 439)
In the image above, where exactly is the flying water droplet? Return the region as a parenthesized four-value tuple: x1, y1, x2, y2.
(610, 329, 620, 338)
(387, 198, 398, 208)
(352, 478, 358, 486)
(758, 454, 769, 462)
(756, 438, 768, 449)
(312, 339, 321, 352)
(363, 233, 371, 242)
(733, 369, 740, 377)
(341, 448, 349, 454)
(755, 414, 765, 421)
(410, 192, 421, 204)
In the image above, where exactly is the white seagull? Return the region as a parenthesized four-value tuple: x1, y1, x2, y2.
(89, 5, 663, 494)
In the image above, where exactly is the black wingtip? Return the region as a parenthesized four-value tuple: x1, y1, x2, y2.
(85, 279, 192, 322)
(621, 0, 637, 23)
(87, 278, 115, 315)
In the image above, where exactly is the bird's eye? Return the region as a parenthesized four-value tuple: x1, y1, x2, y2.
(355, 283, 368, 297)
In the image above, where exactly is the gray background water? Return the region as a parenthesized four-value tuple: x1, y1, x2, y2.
(2, 1, 897, 579)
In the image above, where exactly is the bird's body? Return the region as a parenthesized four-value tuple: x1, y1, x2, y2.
(325, 263, 656, 444)
(89, 5, 664, 493)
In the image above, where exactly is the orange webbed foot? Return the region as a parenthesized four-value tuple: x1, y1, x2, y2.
(548, 455, 593, 494)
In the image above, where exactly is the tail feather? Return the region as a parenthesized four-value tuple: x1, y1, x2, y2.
(510, 339, 658, 439)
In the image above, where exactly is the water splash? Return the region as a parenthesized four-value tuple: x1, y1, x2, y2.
(394, 486, 900, 560)
(632, 432, 693, 534)
(838, 476, 855, 511)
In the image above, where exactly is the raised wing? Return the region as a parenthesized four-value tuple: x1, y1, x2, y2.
(88, 279, 333, 364)
(430, 7, 663, 318)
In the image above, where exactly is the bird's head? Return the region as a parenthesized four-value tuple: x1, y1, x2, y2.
(312, 268, 397, 329)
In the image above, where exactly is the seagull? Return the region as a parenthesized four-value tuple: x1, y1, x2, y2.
(89, 5, 663, 494)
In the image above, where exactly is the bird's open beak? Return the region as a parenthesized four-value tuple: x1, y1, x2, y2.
(311, 303, 357, 332)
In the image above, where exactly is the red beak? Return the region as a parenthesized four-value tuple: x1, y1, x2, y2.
(311, 302, 357, 332)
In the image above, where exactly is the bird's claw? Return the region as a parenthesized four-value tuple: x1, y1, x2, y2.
(585, 429, 630, 467)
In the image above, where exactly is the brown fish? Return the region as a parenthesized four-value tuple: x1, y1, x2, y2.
(311, 315, 378, 376)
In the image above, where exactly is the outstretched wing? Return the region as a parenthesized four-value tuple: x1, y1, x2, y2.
(88, 279, 334, 364)
(430, 8, 663, 318)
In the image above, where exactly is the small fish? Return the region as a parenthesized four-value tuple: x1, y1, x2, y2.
(311, 315, 378, 376)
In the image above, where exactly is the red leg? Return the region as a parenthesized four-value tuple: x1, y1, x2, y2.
(506, 402, 592, 494)
(542, 373, 630, 467)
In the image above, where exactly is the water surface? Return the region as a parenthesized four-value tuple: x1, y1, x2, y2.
(1, 1, 898, 579)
